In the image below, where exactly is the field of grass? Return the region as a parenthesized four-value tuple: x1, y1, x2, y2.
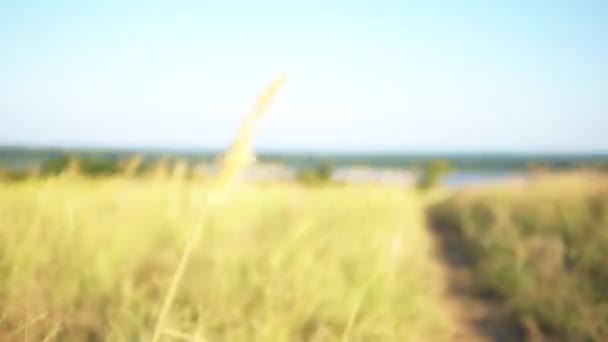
(0, 175, 457, 341)
(4, 76, 603, 340)
(428, 173, 608, 341)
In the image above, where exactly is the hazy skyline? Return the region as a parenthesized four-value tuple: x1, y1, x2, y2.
(1, 1, 607, 152)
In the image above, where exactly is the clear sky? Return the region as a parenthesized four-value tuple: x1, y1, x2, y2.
(1, 1, 607, 152)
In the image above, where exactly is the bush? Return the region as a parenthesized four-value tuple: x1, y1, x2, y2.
(417, 160, 452, 190)
(41, 155, 120, 176)
(0, 168, 29, 182)
(79, 157, 119, 175)
(41, 155, 71, 175)
(297, 162, 334, 185)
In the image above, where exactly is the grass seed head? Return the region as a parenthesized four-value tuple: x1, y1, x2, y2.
(215, 74, 286, 197)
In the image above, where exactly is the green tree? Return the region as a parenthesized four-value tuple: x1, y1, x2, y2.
(297, 162, 334, 185)
(417, 159, 452, 190)
(41, 155, 71, 175)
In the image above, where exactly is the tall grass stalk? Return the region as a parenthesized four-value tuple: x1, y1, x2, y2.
(120, 154, 144, 177)
(151, 75, 286, 341)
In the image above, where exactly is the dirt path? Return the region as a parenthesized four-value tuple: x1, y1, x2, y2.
(424, 200, 528, 342)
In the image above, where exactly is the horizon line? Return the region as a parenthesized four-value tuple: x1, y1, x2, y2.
(1, 142, 607, 156)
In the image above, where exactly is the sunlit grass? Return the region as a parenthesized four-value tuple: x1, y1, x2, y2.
(0, 75, 459, 341)
(0, 178, 455, 341)
(151, 74, 286, 341)
(428, 172, 608, 341)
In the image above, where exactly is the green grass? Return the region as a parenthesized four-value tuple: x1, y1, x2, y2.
(0, 176, 454, 341)
(428, 173, 608, 341)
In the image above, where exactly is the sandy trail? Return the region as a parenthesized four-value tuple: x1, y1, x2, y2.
(423, 197, 529, 342)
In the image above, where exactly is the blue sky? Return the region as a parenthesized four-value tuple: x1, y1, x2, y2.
(1, 1, 606, 152)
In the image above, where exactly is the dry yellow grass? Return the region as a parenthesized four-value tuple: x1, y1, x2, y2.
(0, 75, 462, 341)
(0, 179, 456, 341)
(428, 172, 608, 341)
(152, 75, 287, 341)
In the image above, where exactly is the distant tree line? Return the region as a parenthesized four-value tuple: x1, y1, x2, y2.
(0, 154, 187, 181)
(3, 147, 608, 172)
(1, 151, 608, 185)
(0, 154, 340, 186)
(256, 153, 608, 171)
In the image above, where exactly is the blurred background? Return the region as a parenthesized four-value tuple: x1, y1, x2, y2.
(1, 1, 607, 341)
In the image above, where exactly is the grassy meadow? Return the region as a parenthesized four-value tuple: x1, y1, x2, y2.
(0, 175, 457, 341)
(428, 173, 608, 341)
(1, 77, 606, 341)
(2, 165, 608, 341)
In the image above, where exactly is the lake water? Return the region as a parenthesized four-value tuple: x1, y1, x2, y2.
(331, 168, 524, 187)
(443, 171, 525, 187)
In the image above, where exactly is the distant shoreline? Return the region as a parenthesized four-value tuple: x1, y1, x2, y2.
(1, 143, 607, 157)
(1, 145, 608, 172)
